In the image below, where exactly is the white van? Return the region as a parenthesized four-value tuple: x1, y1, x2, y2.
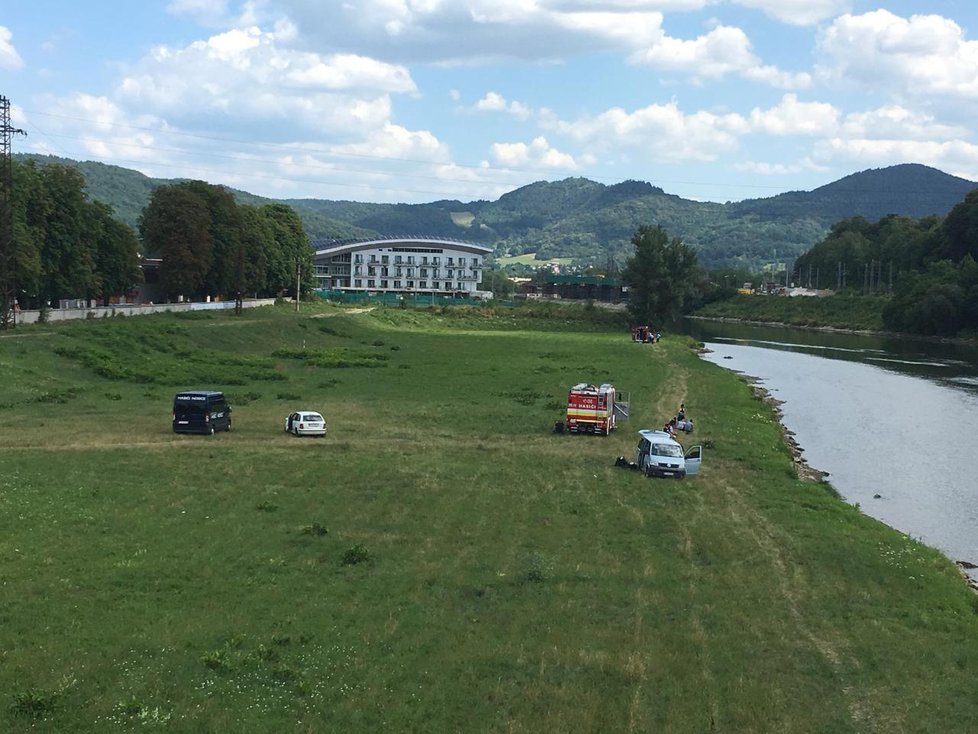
(635, 429, 702, 479)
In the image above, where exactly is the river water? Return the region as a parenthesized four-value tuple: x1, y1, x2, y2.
(682, 318, 978, 578)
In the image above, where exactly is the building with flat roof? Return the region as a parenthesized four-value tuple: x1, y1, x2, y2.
(311, 236, 493, 297)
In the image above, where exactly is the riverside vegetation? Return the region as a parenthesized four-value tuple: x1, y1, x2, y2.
(2, 302, 977, 731)
(694, 293, 887, 332)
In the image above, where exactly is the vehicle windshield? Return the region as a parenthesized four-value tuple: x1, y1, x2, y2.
(174, 402, 206, 414)
(302, 413, 324, 422)
(651, 443, 683, 457)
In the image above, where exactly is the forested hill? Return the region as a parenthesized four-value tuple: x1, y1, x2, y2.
(14, 154, 977, 269)
(730, 164, 978, 223)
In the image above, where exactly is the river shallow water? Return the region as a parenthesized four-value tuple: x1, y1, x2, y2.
(683, 319, 978, 580)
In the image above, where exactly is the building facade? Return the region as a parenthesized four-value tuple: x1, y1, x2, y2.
(311, 236, 492, 296)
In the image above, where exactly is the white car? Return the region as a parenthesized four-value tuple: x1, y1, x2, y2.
(635, 429, 702, 479)
(285, 411, 327, 437)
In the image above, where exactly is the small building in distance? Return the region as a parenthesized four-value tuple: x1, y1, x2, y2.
(311, 236, 492, 298)
(521, 274, 626, 303)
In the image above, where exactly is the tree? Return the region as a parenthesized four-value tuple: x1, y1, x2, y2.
(238, 205, 273, 296)
(941, 189, 978, 262)
(140, 186, 213, 300)
(479, 268, 515, 297)
(263, 203, 313, 296)
(91, 202, 142, 305)
(37, 165, 97, 304)
(621, 224, 703, 325)
(178, 181, 243, 298)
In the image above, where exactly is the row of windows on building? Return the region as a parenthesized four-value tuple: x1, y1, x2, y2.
(352, 254, 480, 266)
(351, 280, 468, 290)
(354, 267, 477, 278)
(314, 265, 476, 279)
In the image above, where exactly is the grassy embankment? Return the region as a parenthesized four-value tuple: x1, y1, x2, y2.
(696, 293, 887, 332)
(494, 253, 574, 267)
(2, 302, 977, 732)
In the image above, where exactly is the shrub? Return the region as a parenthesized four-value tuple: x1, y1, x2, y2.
(10, 688, 58, 719)
(341, 544, 370, 566)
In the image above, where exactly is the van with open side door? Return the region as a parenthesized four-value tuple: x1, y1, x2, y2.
(635, 429, 702, 479)
(172, 391, 232, 435)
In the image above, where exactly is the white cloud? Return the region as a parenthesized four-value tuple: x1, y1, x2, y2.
(839, 106, 967, 141)
(733, 0, 850, 26)
(818, 10, 978, 100)
(630, 23, 810, 89)
(812, 137, 978, 180)
(268, 1, 713, 66)
(475, 92, 533, 121)
(736, 160, 816, 175)
(0, 26, 25, 70)
(489, 136, 579, 170)
(554, 101, 749, 162)
(29, 94, 163, 163)
(114, 25, 416, 135)
(749, 94, 839, 136)
(330, 123, 451, 162)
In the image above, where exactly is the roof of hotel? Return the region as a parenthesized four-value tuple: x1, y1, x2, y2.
(311, 235, 493, 257)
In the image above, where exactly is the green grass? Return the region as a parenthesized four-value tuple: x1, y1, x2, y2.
(1, 301, 977, 731)
(696, 293, 887, 331)
(495, 253, 574, 267)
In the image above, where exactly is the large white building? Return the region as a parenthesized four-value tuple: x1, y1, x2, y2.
(311, 236, 493, 296)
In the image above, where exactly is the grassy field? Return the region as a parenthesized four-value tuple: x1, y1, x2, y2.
(695, 294, 887, 332)
(494, 253, 574, 267)
(2, 302, 977, 732)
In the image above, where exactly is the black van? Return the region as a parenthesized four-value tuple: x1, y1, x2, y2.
(172, 391, 232, 434)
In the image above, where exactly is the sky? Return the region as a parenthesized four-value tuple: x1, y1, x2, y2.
(3, 1, 978, 206)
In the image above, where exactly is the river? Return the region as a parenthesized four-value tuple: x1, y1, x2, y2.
(682, 318, 978, 580)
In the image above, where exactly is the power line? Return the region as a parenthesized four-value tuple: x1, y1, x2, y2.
(21, 107, 803, 195)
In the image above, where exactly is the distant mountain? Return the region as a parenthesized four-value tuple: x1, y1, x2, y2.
(729, 164, 977, 223)
(14, 155, 976, 269)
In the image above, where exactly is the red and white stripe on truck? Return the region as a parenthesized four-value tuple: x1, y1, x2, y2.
(566, 383, 617, 435)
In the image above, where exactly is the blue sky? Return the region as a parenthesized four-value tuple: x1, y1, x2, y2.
(3, 1, 978, 205)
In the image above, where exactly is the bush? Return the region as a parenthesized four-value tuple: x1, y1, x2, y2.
(341, 544, 370, 566)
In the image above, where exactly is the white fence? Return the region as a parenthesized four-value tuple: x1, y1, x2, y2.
(11, 299, 278, 325)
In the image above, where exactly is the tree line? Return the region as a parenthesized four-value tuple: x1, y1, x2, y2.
(7, 160, 142, 309)
(795, 189, 978, 336)
(5, 160, 313, 310)
(140, 181, 313, 302)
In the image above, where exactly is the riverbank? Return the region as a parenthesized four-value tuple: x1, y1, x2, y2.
(695, 293, 885, 331)
(2, 304, 978, 730)
(699, 344, 830, 484)
(688, 313, 978, 347)
(692, 291, 978, 344)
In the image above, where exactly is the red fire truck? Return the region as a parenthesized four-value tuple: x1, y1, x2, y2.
(565, 383, 618, 435)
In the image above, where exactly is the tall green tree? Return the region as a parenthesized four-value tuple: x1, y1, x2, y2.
(941, 189, 978, 262)
(621, 224, 703, 325)
(37, 165, 97, 304)
(178, 181, 243, 298)
(140, 186, 213, 300)
(7, 161, 43, 307)
(238, 205, 273, 296)
(91, 201, 142, 304)
(262, 203, 313, 296)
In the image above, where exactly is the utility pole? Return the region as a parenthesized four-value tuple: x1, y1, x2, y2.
(1, 94, 27, 330)
(295, 260, 301, 313)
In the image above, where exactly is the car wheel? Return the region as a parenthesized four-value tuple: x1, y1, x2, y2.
(209, 425, 216, 435)
(226, 420, 232, 432)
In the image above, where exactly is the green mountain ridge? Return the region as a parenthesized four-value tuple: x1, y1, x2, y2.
(15, 154, 978, 269)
